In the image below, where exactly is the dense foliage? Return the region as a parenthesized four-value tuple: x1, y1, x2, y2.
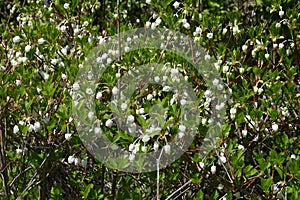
(0, 0, 299, 199)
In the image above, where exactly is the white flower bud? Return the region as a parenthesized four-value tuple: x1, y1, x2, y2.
(242, 130, 247, 137)
(141, 146, 147, 152)
(147, 94, 153, 101)
(127, 115, 135, 123)
(129, 154, 135, 162)
(61, 73, 67, 79)
(162, 86, 171, 92)
(173, 1, 180, 8)
(129, 143, 135, 152)
(86, 88, 93, 95)
(112, 86, 119, 95)
(13, 125, 19, 133)
(239, 67, 245, 74)
(142, 134, 150, 143)
(242, 45, 248, 52)
(272, 123, 279, 132)
(105, 119, 113, 127)
(253, 85, 258, 93)
(204, 54, 211, 60)
(183, 23, 190, 29)
(213, 79, 219, 85)
(219, 155, 227, 164)
(155, 17, 161, 26)
(15, 79, 22, 86)
(230, 107, 237, 114)
(222, 65, 229, 73)
(64, 3, 70, 9)
(164, 144, 170, 154)
(180, 99, 187, 105)
(81, 159, 87, 168)
(68, 155, 75, 164)
(16, 148, 23, 156)
(232, 26, 239, 35)
(13, 36, 21, 43)
(196, 27, 202, 34)
(38, 38, 46, 44)
(275, 22, 281, 28)
(265, 53, 270, 59)
(94, 127, 102, 134)
(145, 21, 151, 28)
(217, 184, 224, 190)
(73, 82, 80, 91)
(96, 92, 102, 99)
(207, 33, 213, 39)
(153, 142, 159, 151)
(211, 165, 216, 174)
(83, 21, 89, 26)
(121, 103, 128, 111)
(279, 10, 284, 17)
(251, 49, 257, 57)
(199, 162, 204, 169)
(25, 45, 31, 52)
(65, 133, 72, 140)
(178, 132, 184, 138)
(139, 108, 145, 114)
(74, 158, 80, 165)
(179, 124, 186, 132)
(238, 144, 245, 150)
(279, 43, 284, 49)
(33, 121, 41, 132)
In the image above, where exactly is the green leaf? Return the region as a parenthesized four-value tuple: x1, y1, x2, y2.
(281, 134, 289, 147)
(161, 0, 174, 9)
(261, 177, 273, 193)
(254, 152, 271, 171)
(191, 174, 202, 184)
(275, 166, 284, 179)
(194, 190, 204, 200)
(236, 111, 244, 125)
(267, 108, 278, 120)
(81, 183, 94, 198)
(50, 185, 63, 199)
(244, 165, 259, 178)
(25, 98, 34, 112)
(210, 190, 219, 200)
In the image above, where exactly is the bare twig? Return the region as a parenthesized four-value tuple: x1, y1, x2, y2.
(173, 186, 190, 200)
(16, 153, 51, 199)
(0, 119, 10, 198)
(165, 180, 192, 200)
(214, 147, 234, 184)
(156, 147, 166, 200)
(117, 0, 121, 61)
(9, 166, 33, 188)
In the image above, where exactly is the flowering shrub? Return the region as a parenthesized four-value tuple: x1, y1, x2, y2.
(0, 0, 299, 199)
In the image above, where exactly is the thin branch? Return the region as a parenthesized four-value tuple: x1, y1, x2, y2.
(214, 147, 234, 184)
(16, 153, 51, 199)
(165, 180, 192, 200)
(117, 0, 121, 61)
(156, 148, 165, 200)
(9, 166, 33, 188)
(116, 0, 121, 100)
(173, 186, 191, 200)
(0, 119, 10, 198)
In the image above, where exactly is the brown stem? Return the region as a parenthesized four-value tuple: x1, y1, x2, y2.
(0, 121, 10, 199)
